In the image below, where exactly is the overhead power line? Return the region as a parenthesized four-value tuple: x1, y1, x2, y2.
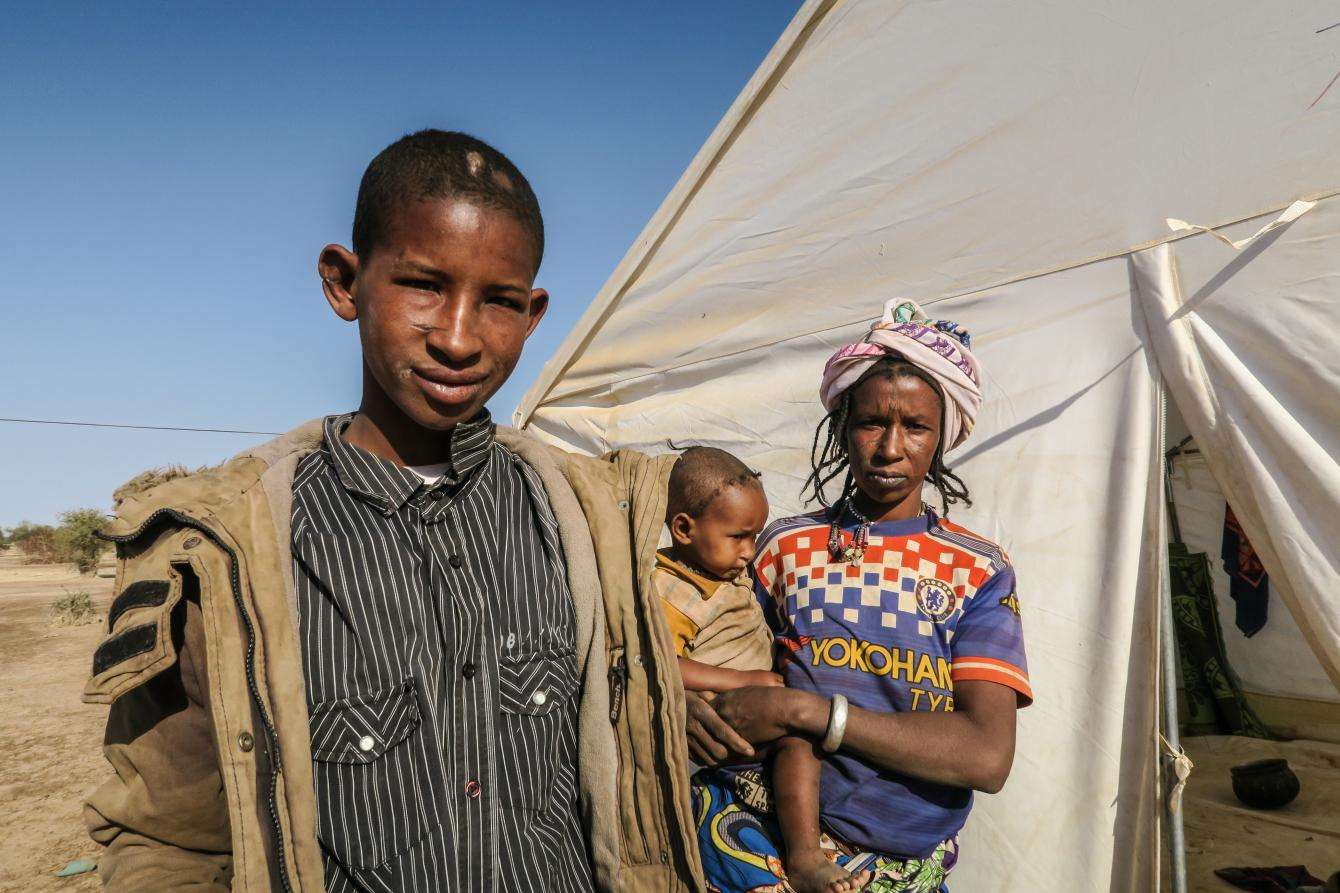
(0, 417, 280, 436)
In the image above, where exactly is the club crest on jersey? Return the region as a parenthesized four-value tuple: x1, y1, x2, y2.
(915, 577, 957, 623)
(999, 591, 1022, 617)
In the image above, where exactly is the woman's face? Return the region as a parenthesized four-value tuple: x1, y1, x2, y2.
(845, 372, 942, 520)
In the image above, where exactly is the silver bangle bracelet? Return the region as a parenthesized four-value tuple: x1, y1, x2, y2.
(821, 693, 849, 753)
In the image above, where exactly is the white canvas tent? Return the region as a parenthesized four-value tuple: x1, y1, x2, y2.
(516, 1, 1340, 889)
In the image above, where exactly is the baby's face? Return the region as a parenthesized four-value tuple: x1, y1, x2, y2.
(682, 484, 770, 579)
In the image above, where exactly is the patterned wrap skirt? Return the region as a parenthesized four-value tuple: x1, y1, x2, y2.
(692, 769, 957, 893)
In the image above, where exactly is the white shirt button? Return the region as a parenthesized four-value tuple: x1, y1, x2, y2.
(358, 735, 375, 752)
(531, 689, 548, 707)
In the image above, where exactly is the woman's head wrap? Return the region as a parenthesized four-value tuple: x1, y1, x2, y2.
(819, 299, 982, 453)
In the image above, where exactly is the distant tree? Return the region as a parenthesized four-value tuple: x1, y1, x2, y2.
(8, 521, 42, 543)
(10, 522, 58, 563)
(54, 509, 110, 574)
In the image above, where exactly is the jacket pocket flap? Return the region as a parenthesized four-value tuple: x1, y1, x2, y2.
(83, 575, 182, 705)
(106, 580, 171, 631)
(310, 680, 421, 764)
(92, 622, 158, 675)
(498, 649, 580, 716)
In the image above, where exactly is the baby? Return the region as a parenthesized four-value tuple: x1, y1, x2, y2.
(655, 446, 780, 693)
(665, 449, 861, 890)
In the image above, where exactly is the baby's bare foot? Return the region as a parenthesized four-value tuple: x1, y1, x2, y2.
(785, 848, 871, 893)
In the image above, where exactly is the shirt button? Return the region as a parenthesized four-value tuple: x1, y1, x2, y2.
(358, 735, 375, 752)
(237, 731, 254, 752)
(464, 779, 482, 799)
(428, 489, 445, 502)
(531, 689, 548, 707)
(461, 662, 476, 679)
(448, 554, 463, 569)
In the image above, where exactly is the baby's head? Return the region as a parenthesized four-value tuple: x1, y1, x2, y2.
(665, 447, 769, 580)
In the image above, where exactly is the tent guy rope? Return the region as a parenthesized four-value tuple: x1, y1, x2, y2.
(0, 417, 280, 436)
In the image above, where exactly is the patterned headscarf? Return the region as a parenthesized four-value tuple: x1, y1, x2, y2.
(819, 299, 982, 453)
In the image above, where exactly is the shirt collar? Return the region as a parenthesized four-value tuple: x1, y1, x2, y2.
(320, 411, 496, 515)
(834, 501, 937, 537)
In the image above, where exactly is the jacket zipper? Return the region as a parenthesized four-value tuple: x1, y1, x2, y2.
(608, 653, 627, 723)
(100, 509, 295, 893)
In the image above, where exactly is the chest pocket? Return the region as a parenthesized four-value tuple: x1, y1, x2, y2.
(308, 679, 441, 871)
(496, 648, 581, 811)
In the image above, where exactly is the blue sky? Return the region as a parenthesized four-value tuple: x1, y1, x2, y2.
(0, 1, 800, 527)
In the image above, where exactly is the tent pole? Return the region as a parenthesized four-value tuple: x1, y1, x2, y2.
(1159, 398, 1189, 893)
(1159, 548, 1189, 893)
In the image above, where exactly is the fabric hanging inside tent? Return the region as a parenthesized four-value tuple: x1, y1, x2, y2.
(1221, 504, 1271, 638)
(1166, 439, 1340, 742)
(1166, 442, 1272, 738)
(1167, 545, 1272, 738)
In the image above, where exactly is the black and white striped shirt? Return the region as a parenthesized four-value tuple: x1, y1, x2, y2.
(291, 412, 594, 892)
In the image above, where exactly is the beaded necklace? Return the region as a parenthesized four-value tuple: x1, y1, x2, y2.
(827, 498, 935, 565)
(828, 500, 872, 565)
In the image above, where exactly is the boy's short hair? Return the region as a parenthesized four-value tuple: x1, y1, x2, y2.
(667, 446, 763, 518)
(352, 129, 545, 272)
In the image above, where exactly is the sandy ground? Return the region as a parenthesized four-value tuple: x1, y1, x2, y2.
(0, 552, 113, 892)
(1181, 734, 1340, 891)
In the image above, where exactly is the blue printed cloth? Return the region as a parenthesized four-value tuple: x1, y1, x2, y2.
(692, 769, 956, 893)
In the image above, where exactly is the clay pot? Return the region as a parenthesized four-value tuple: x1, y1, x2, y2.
(1230, 758, 1300, 810)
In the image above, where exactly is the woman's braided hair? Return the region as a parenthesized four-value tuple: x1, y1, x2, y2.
(803, 356, 971, 514)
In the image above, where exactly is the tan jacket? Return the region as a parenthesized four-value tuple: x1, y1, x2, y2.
(83, 420, 704, 892)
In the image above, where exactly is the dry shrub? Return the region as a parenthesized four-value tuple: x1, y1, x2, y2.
(14, 525, 59, 564)
(51, 589, 98, 626)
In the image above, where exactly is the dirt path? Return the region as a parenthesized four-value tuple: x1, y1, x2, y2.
(0, 554, 113, 892)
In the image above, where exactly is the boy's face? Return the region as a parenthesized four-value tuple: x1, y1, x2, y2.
(321, 196, 546, 431)
(671, 484, 770, 580)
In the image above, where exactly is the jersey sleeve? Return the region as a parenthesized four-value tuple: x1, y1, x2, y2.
(951, 566, 1032, 706)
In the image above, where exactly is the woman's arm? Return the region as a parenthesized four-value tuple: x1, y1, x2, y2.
(838, 680, 1017, 793)
(709, 679, 1019, 793)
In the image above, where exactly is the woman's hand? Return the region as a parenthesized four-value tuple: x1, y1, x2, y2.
(684, 690, 756, 765)
(709, 685, 829, 747)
